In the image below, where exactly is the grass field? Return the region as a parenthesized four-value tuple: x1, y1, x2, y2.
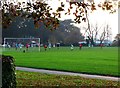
(16, 70, 119, 87)
(2, 47, 119, 77)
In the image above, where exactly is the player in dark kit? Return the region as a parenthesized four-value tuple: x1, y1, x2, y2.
(79, 43, 82, 50)
(44, 45, 47, 51)
(26, 43, 29, 51)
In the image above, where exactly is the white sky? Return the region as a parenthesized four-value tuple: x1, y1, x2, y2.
(47, 0, 119, 41)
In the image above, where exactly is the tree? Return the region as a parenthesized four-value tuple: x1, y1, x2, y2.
(83, 23, 112, 47)
(2, 18, 84, 45)
(1, 0, 118, 46)
(112, 34, 120, 46)
(65, 0, 117, 47)
(99, 24, 111, 46)
(114, 33, 120, 46)
(1, 0, 119, 30)
(58, 19, 84, 44)
(115, 33, 120, 40)
(1, 0, 60, 31)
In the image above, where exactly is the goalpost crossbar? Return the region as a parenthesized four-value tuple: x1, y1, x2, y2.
(4, 38, 41, 51)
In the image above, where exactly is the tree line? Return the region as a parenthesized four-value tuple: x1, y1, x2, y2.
(2, 18, 84, 45)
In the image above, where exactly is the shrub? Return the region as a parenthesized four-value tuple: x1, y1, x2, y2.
(111, 40, 120, 47)
(2, 55, 16, 88)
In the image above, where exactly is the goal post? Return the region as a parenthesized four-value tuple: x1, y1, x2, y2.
(3, 38, 41, 51)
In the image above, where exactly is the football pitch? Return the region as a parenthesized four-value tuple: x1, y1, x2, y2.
(2, 47, 119, 77)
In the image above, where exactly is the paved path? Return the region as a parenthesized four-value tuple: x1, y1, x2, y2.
(16, 67, 119, 81)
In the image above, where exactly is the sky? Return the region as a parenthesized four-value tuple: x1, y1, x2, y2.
(47, 0, 119, 41)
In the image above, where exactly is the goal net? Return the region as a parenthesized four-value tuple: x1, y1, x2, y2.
(3, 38, 40, 52)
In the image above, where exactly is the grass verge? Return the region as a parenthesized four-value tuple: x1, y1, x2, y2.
(16, 70, 119, 87)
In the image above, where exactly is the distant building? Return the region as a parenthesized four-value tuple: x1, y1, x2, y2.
(78, 40, 112, 46)
(94, 40, 112, 46)
(78, 41, 87, 46)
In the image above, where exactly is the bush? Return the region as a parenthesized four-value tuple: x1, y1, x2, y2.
(2, 55, 16, 88)
(111, 40, 120, 47)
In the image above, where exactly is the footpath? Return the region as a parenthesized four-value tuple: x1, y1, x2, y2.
(16, 67, 119, 81)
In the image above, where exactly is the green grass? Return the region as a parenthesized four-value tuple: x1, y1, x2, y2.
(3, 47, 119, 76)
(16, 70, 119, 87)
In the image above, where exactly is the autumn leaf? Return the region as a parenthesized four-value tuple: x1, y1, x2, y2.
(58, 13, 61, 18)
(98, 4, 101, 7)
(68, 8, 70, 13)
(61, 2, 65, 7)
(70, 6, 73, 9)
(82, 18, 86, 22)
(91, 4, 96, 11)
(34, 21, 40, 29)
(56, 7, 64, 12)
(1, 0, 118, 30)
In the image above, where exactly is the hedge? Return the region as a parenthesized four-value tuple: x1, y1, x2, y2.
(2, 55, 16, 88)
